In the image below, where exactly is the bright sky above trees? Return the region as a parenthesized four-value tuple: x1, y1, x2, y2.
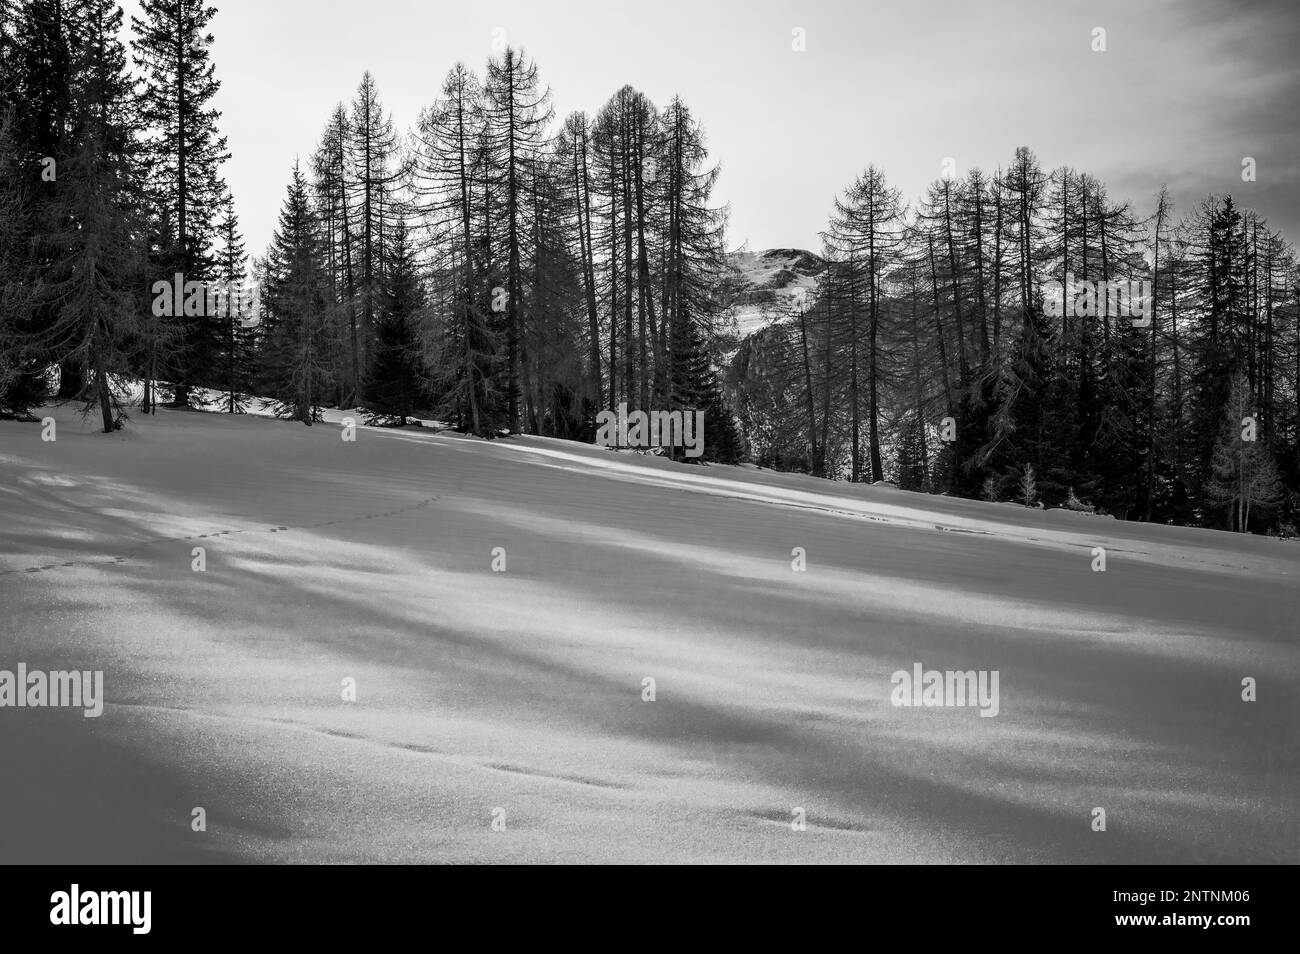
(120, 0, 1300, 258)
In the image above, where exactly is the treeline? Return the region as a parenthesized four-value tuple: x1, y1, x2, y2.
(3, 1, 1296, 533)
(0, 0, 233, 422)
(301, 54, 740, 457)
(0, 0, 741, 461)
(734, 150, 1300, 532)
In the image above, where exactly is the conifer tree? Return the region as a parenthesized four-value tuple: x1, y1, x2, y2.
(6, 0, 78, 402)
(825, 164, 904, 481)
(260, 164, 330, 424)
(1185, 195, 1251, 499)
(363, 222, 426, 425)
(310, 102, 359, 405)
(132, 0, 230, 407)
(413, 62, 506, 436)
(348, 71, 403, 384)
(555, 110, 603, 407)
(1205, 371, 1282, 531)
(36, 0, 145, 432)
(483, 46, 552, 431)
(0, 104, 45, 420)
(216, 192, 254, 412)
(895, 413, 929, 491)
(670, 303, 742, 463)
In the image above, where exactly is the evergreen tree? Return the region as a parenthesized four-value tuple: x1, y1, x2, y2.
(1018, 462, 1038, 507)
(1205, 371, 1282, 531)
(520, 149, 590, 438)
(363, 222, 425, 425)
(34, 0, 145, 432)
(483, 46, 552, 431)
(825, 164, 905, 482)
(132, 0, 230, 407)
(658, 95, 733, 458)
(670, 303, 742, 463)
(1185, 195, 1251, 508)
(555, 110, 603, 409)
(413, 62, 505, 436)
(6, 0, 78, 403)
(348, 71, 403, 387)
(895, 413, 928, 491)
(259, 164, 330, 424)
(216, 192, 254, 412)
(0, 103, 46, 419)
(311, 102, 359, 405)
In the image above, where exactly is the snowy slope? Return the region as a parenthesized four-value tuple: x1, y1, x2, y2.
(1, 405, 1296, 863)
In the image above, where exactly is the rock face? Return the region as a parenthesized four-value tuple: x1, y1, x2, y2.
(725, 248, 826, 339)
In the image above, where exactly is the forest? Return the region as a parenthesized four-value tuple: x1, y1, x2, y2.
(2, 0, 1297, 535)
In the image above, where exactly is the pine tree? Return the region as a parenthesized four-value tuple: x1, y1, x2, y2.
(589, 86, 665, 420)
(348, 71, 403, 388)
(132, 0, 230, 407)
(895, 413, 928, 491)
(260, 164, 330, 424)
(825, 164, 904, 482)
(556, 110, 603, 408)
(670, 303, 742, 463)
(311, 102, 359, 405)
(34, 0, 146, 432)
(0, 102, 46, 420)
(363, 222, 425, 425)
(1185, 195, 1251, 508)
(483, 46, 552, 431)
(1205, 371, 1282, 531)
(413, 62, 506, 436)
(1018, 462, 1038, 507)
(216, 192, 254, 412)
(5, 0, 78, 403)
(658, 96, 732, 445)
(523, 151, 590, 438)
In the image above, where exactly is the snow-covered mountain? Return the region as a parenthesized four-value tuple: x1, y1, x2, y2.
(725, 248, 826, 339)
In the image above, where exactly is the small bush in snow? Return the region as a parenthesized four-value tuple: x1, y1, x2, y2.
(1063, 487, 1096, 513)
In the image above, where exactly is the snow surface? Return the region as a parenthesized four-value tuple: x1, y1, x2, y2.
(1, 404, 1296, 863)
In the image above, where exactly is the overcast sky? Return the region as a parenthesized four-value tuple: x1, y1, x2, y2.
(122, 0, 1300, 261)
